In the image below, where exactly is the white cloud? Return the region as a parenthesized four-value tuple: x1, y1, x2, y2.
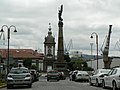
(0, 0, 120, 56)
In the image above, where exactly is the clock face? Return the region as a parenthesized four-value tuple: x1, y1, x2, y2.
(46, 46, 53, 56)
(48, 47, 52, 55)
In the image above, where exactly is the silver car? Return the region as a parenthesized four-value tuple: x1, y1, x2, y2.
(75, 71, 89, 82)
(102, 67, 120, 90)
(7, 67, 32, 89)
(89, 69, 110, 86)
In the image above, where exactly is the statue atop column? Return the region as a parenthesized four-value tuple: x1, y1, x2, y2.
(58, 5, 63, 21)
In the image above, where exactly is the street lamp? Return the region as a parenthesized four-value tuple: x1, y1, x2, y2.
(90, 43, 93, 68)
(0, 25, 17, 74)
(90, 32, 98, 69)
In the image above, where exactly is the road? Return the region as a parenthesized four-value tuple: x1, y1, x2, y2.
(1, 76, 108, 90)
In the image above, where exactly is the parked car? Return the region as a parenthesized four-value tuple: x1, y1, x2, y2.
(59, 72, 66, 80)
(102, 67, 120, 90)
(75, 71, 89, 82)
(89, 69, 110, 86)
(29, 69, 39, 82)
(7, 67, 32, 89)
(69, 70, 78, 81)
(47, 70, 60, 81)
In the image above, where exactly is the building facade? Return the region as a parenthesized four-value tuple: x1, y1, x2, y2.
(0, 49, 44, 74)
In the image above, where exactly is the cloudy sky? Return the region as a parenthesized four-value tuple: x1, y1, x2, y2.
(0, 0, 120, 56)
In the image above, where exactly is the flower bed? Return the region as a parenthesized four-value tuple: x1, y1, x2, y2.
(0, 80, 6, 86)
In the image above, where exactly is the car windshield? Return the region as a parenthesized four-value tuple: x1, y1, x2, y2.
(48, 70, 58, 74)
(10, 68, 28, 74)
(100, 70, 110, 74)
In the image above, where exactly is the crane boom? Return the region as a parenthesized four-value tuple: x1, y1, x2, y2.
(103, 25, 112, 69)
(64, 39, 73, 55)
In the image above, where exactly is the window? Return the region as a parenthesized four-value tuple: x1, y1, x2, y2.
(111, 69, 117, 75)
(108, 69, 114, 75)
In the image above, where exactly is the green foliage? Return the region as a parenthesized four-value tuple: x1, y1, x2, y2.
(23, 58, 32, 68)
(0, 79, 6, 86)
(64, 54, 71, 62)
(0, 74, 6, 79)
(83, 67, 94, 71)
(67, 61, 75, 71)
(72, 59, 84, 70)
(67, 58, 93, 71)
(30, 64, 37, 69)
(0, 55, 3, 63)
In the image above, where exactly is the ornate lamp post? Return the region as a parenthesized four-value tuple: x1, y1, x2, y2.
(90, 32, 98, 69)
(0, 25, 17, 74)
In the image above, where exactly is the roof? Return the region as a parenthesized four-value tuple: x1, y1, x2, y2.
(11, 67, 28, 70)
(0, 49, 44, 60)
(44, 29, 56, 44)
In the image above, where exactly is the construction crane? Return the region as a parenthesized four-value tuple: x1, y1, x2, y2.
(100, 35, 107, 55)
(114, 40, 120, 51)
(64, 39, 73, 55)
(102, 25, 112, 69)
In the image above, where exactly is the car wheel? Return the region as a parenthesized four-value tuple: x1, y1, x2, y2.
(96, 79, 99, 87)
(47, 79, 49, 81)
(28, 84, 32, 88)
(102, 80, 106, 89)
(7, 84, 12, 89)
(89, 78, 93, 86)
(36, 77, 39, 81)
(113, 81, 117, 90)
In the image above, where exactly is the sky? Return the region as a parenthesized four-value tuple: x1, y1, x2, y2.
(0, 0, 120, 56)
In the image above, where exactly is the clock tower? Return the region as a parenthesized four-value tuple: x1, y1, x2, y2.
(43, 23, 56, 71)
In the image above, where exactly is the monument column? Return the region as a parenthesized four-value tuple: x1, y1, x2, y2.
(57, 21, 64, 62)
(53, 5, 67, 74)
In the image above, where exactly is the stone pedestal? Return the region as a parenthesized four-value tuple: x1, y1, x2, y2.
(53, 62, 68, 76)
(53, 62, 67, 71)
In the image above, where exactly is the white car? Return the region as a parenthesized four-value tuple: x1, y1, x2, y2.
(102, 67, 120, 90)
(7, 67, 32, 89)
(75, 71, 89, 82)
(89, 69, 110, 86)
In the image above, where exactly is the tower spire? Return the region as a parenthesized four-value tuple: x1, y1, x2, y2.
(48, 23, 52, 35)
(48, 23, 51, 31)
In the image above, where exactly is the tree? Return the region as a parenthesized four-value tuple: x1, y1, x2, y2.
(30, 64, 37, 69)
(72, 59, 84, 70)
(68, 58, 91, 71)
(67, 61, 75, 71)
(23, 58, 32, 68)
(64, 54, 71, 62)
(0, 55, 3, 63)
